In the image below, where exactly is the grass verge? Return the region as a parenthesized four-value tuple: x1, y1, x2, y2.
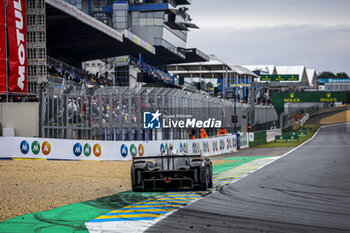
(253, 124, 320, 148)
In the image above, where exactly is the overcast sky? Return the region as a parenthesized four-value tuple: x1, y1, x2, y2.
(187, 0, 350, 75)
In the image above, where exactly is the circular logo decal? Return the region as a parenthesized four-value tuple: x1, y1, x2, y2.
(20, 140, 29, 154)
(160, 144, 165, 153)
(93, 144, 101, 157)
(31, 141, 40, 155)
(327, 92, 331, 98)
(42, 141, 51, 155)
(290, 93, 295, 98)
(138, 144, 144, 157)
(233, 137, 237, 149)
(121, 144, 128, 158)
(130, 144, 137, 157)
(73, 143, 82, 157)
(84, 144, 91, 157)
(183, 143, 188, 154)
(192, 142, 198, 154)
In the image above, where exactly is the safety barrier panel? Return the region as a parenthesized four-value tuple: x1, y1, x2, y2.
(0, 135, 238, 161)
(238, 132, 249, 149)
(249, 130, 267, 147)
(266, 129, 282, 142)
(248, 128, 282, 146)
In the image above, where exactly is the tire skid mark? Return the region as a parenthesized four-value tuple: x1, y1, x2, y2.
(85, 157, 278, 233)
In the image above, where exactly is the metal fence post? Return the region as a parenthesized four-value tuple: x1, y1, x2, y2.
(39, 92, 45, 137)
(109, 94, 113, 140)
(98, 93, 103, 140)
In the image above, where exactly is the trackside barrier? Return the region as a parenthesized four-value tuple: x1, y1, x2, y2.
(248, 129, 283, 146)
(266, 129, 282, 142)
(300, 113, 309, 127)
(249, 130, 267, 147)
(0, 135, 238, 161)
(238, 132, 249, 149)
(285, 113, 310, 133)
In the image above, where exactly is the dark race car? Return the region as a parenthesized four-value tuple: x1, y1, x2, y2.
(131, 152, 213, 192)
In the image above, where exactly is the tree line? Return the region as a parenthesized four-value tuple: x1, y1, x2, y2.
(318, 72, 349, 79)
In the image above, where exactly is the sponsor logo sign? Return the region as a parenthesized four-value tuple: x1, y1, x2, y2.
(0, 2, 5, 93)
(284, 93, 301, 103)
(31, 141, 40, 155)
(275, 135, 299, 142)
(93, 144, 101, 157)
(42, 141, 51, 155)
(20, 140, 29, 154)
(73, 143, 82, 157)
(84, 143, 91, 157)
(130, 144, 137, 157)
(144, 110, 161, 129)
(138, 144, 144, 157)
(121, 144, 128, 158)
(160, 143, 165, 153)
(144, 110, 222, 129)
(260, 74, 299, 82)
(7, 0, 27, 93)
(290, 131, 308, 137)
(320, 92, 337, 102)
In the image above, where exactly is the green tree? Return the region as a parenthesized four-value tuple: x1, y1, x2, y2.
(336, 72, 349, 79)
(318, 71, 336, 79)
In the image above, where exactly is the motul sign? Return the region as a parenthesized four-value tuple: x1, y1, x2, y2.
(0, 1, 6, 93)
(7, 0, 27, 93)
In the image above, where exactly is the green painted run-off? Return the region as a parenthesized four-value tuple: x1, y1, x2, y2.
(0, 156, 270, 233)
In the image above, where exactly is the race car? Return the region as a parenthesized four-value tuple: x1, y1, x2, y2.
(131, 151, 213, 192)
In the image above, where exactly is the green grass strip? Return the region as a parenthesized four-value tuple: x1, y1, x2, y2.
(253, 124, 320, 148)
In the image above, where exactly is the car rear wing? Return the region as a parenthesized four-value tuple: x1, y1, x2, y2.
(132, 154, 203, 171)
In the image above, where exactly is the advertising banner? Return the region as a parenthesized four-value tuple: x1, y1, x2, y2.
(266, 129, 282, 142)
(7, 0, 27, 93)
(0, 135, 238, 161)
(239, 132, 249, 149)
(0, 1, 6, 93)
(275, 135, 299, 143)
(260, 74, 299, 82)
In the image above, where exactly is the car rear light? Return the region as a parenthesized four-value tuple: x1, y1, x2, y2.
(164, 177, 171, 183)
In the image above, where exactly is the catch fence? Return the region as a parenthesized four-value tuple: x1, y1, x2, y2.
(40, 87, 237, 141)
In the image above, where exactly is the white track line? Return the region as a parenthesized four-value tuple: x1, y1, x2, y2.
(86, 128, 322, 233)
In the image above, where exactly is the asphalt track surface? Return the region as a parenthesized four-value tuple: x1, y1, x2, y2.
(146, 123, 350, 233)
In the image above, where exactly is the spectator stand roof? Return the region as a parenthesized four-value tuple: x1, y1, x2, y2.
(142, 46, 209, 66)
(230, 65, 258, 78)
(306, 69, 317, 88)
(275, 66, 309, 85)
(167, 55, 234, 79)
(45, 0, 155, 68)
(243, 65, 277, 75)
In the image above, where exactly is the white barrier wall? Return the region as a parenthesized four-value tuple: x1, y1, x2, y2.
(266, 129, 282, 142)
(0, 135, 238, 161)
(239, 133, 249, 149)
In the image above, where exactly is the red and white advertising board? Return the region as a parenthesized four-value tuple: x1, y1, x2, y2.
(7, 0, 27, 93)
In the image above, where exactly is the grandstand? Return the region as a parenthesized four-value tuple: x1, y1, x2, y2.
(0, 0, 330, 139)
(21, 0, 209, 94)
(167, 55, 257, 101)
